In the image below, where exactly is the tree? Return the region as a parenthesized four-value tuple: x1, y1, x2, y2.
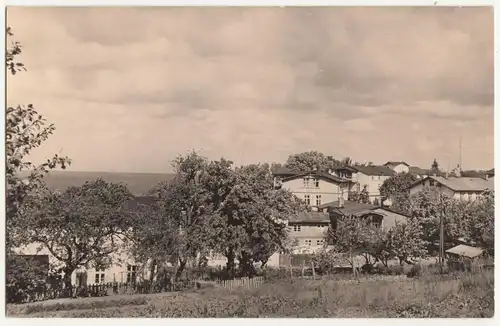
(327, 215, 378, 271)
(348, 185, 370, 204)
(211, 163, 306, 277)
(284, 151, 340, 172)
(407, 187, 477, 254)
(430, 159, 440, 175)
(379, 172, 417, 214)
(6, 27, 71, 252)
(137, 151, 216, 283)
(465, 190, 494, 255)
(16, 179, 134, 292)
(389, 220, 428, 265)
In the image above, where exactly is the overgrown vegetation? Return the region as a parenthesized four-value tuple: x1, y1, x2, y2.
(7, 270, 494, 318)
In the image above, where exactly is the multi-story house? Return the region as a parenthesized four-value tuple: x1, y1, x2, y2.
(332, 165, 395, 204)
(383, 161, 410, 174)
(409, 175, 494, 201)
(274, 170, 351, 208)
(318, 197, 408, 233)
(287, 211, 330, 253)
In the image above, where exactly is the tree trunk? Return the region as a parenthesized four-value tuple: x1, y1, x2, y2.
(174, 258, 187, 282)
(63, 266, 75, 298)
(225, 249, 236, 279)
(149, 259, 157, 283)
(239, 252, 255, 278)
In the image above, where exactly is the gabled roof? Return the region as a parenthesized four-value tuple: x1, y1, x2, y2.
(31, 170, 175, 196)
(350, 165, 395, 177)
(409, 166, 431, 176)
(271, 167, 299, 177)
(446, 244, 484, 258)
(318, 200, 379, 216)
(411, 176, 494, 192)
(289, 211, 330, 223)
(281, 171, 351, 184)
(384, 161, 410, 167)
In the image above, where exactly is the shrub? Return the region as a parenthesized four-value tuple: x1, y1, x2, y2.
(406, 264, 422, 278)
(6, 255, 49, 303)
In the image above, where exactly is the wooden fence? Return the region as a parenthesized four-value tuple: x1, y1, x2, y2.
(10, 280, 199, 304)
(216, 276, 264, 290)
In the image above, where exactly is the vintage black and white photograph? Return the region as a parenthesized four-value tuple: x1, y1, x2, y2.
(4, 4, 494, 318)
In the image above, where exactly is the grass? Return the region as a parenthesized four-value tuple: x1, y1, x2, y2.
(6, 269, 494, 318)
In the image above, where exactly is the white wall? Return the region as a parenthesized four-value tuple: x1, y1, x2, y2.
(391, 164, 410, 174)
(282, 177, 348, 206)
(356, 172, 391, 203)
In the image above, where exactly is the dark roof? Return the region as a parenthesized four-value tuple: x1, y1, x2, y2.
(409, 166, 431, 175)
(334, 166, 358, 172)
(281, 171, 351, 184)
(31, 170, 175, 196)
(350, 165, 395, 177)
(412, 176, 494, 192)
(318, 200, 378, 216)
(271, 167, 298, 177)
(460, 170, 486, 178)
(289, 211, 330, 223)
(384, 161, 409, 167)
(486, 168, 494, 176)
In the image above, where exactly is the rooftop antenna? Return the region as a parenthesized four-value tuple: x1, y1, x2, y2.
(459, 135, 463, 170)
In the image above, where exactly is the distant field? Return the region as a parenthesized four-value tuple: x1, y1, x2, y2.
(7, 270, 494, 318)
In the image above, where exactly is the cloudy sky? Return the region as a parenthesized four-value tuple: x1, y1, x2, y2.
(7, 6, 493, 173)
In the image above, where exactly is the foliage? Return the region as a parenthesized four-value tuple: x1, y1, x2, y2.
(211, 163, 306, 277)
(133, 151, 214, 283)
(431, 159, 440, 175)
(348, 185, 370, 204)
(9, 270, 494, 318)
(16, 179, 134, 290)
(327, 215, 379, 268)
(283, 151, 340, 172)
(464, 190, 494, 255)
(5, 28, 71, 251)
(407, 187, 492, 254)
(6, 255, 48, 303)
(379, 172, 417, 214)
(389, 220, 428, 265)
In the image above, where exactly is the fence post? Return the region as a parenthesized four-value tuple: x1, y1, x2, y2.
(311, 260, 316, 280)
(301, 260, 305, 277)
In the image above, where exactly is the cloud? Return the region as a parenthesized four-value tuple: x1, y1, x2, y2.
(6, 6, 494, 172)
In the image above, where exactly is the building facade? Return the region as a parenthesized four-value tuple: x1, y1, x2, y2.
(333, 165, 395, 204)
(409, 176, 494, 201)
(277, 171, 351, 208)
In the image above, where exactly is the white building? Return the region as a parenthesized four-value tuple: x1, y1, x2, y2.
(409, 175, 494, 201)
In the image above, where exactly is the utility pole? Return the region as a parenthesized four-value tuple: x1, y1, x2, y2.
(439, 195, 445, 273)
(459, 135, 463, 171)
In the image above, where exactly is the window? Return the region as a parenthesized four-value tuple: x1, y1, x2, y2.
(366, 216, 382, 229)
(304, 194, 311, 205)
(95, 268, 105, 284)
(316, 239, 324, 246)
(315, 195, 322, 206)
(372, 176, 375, 180)
(429, 179, 435, 186)
(126, 265, 138, 284)
(293, 225, 301, 232)
(303, 177, 312, 188)
(314, 178, 320, 188)
(305, 240, 312, 246)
